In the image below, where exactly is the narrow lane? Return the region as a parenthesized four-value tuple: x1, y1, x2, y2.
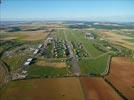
(64, 31, 81, 75)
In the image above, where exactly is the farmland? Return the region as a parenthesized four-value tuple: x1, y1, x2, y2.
(99, 30, 134, 50)
(79, 54, 110, 75)
(0, 77, 85, 100)
(0, 22, 134, 100)
(27, 58, 70, 77)
(80, 77, 122, 100)
(105, 57, 134, 100)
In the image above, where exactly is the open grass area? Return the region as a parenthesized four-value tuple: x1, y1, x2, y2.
(27, 58, 70, 77)
(79, 54, 110, 75)
(27, 65, 69, 77)
(54, 29, 65, 40)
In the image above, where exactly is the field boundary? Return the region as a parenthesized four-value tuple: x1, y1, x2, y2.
(104, 78, 128, 100)
(101, 55, 112, 76)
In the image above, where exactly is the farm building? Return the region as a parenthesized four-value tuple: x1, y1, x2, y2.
(85, 33, 94, 40)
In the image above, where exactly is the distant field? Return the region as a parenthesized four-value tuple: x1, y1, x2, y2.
(99, 30, 134, 50)
(105, 57, 134, 99)
(79, 54, 110, 75)
(0, 78, 85, 100)
(1, 30, 48, 41)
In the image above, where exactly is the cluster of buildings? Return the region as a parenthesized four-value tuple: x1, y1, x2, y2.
(23, 44, 43, 66)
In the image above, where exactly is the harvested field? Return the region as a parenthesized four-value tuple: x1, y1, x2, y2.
(0, 77, 85, 100)
(36, 60, 66, 68)
(99, 30, 134, 50)
(80, 77, 122, 100)
(105, 57, 134, 100)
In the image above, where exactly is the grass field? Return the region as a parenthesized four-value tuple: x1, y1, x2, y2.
(28, 66, 68, 77)
(27, 59, 70, 77)
(79, 54, 110, 75)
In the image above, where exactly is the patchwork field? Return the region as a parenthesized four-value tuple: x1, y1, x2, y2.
(1, 23, 134, 100)
(0, 77, 85, 100)
(99, 30, 134, 50)
(80, 77, 121, 100)
(105, 57, 134, 99)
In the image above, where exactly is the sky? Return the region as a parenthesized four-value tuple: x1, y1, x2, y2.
(0, 0, 134, 22)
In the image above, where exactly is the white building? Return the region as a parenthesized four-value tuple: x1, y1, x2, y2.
(23, 58, 33, 66)
(33, 49, 39, 54)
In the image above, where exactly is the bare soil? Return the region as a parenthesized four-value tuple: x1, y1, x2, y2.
(80, 77, 122, 100)
(105, 57, 134, 100)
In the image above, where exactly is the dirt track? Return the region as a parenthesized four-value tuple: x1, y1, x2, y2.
(0, 77, 85, 100)
(80, 77, 122, 100)
(105, 57, 134, 100)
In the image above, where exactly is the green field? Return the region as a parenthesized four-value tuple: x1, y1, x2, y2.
(79, 54, 110, 75)
(27, 65, 69, 77)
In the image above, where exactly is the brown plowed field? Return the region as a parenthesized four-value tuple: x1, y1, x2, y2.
(80, 77, 122, 100)
(105, 57, 134, 100)
(0, 77, 85, 100)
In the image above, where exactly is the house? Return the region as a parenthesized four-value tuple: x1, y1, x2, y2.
(24, 61, 30, 66)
